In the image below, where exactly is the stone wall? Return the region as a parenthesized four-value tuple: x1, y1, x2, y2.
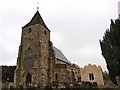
(54, 63, 81, 85)
(14, 24, 51, 88)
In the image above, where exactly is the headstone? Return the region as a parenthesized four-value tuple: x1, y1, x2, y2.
(116, 76, 120, 89)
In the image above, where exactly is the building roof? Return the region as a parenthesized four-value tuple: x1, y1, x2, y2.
(53, 47, 71, 64)
(72, 63, 80, 68)
(22, 10, 50, 31)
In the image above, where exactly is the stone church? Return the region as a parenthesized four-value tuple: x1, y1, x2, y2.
(14, 10, 81, 88)
(14, 10, 104, 88)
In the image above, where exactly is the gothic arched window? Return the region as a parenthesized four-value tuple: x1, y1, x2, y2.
(25, 48, 33, 57)
(23, 48, 34, 69)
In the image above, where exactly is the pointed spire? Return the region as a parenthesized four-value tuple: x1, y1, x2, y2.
(22, 11, 50, 31)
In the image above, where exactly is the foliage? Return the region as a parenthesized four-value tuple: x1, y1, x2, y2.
(103, 71, 111, 81)
(100, 19, 120, 85)
(2, 66, 16, 83)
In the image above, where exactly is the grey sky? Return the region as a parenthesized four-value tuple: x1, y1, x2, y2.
(0, 0, 119, 71)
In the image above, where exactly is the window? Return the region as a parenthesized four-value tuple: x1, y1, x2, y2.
(55, 73, 58, 81)
(78, 77, 81, 82)
(72, 70, 75, 81)
(44, 30, 46, 35)
(25, 48, 33, 57)
(89, 73, 94, 80)
(23, 48, 34, 69)
(29, 28, 32, 33)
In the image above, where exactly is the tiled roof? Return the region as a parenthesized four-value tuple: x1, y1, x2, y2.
(53, 47, 71, 64)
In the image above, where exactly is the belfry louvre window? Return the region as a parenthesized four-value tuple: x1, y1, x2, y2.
(44, 30, 46, 35)
(29, 28, 32, 33)
(89, 73, 94, 80)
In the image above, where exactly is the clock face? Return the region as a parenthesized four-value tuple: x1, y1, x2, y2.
(23, 57, 34, 69)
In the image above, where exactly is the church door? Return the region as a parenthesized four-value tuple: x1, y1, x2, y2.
(26, 73, 32, 86)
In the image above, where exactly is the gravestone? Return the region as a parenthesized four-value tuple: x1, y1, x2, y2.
(116, 76, 120, 89)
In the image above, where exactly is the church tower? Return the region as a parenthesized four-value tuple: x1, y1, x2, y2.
(14, 10, 54, 88)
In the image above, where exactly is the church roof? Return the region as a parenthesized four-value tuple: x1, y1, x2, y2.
(22, 11, 50, 31)
(72, 63, 80, 68)
(53, 47, 71, 64)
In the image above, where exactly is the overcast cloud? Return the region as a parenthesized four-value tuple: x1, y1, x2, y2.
(0, 0, 120, 71)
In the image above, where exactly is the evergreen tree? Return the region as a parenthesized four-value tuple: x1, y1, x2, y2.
(2, 66, 16, 82)
(100, 19, 120, 85)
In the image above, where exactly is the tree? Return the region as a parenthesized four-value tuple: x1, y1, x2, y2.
(100, 19, 120, 85)
(103, 71, 110, 81)
(2, 66, 16, 83)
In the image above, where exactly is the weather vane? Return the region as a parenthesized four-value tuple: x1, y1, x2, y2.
(37, 2, 39, 11)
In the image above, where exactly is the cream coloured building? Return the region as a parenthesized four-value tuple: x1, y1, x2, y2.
(80, 64, 104, 86)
